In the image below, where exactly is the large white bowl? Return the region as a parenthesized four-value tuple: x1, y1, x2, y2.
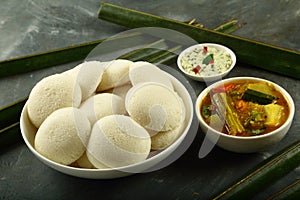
(177, 43, 236, 82)
(20, 71, 194, 179)
(195, 77, 295, 153)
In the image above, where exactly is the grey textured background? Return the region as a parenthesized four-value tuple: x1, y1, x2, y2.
(0, 0, 299, 199)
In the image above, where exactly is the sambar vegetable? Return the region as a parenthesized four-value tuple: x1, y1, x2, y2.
(200, 80, 289, 136)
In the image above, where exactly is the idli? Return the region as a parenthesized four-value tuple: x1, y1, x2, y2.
(34, 107, 91, 165)
(27, 73, 82, 128)
(75, 152, 96, 169)
(86, 115, 151, 168)
(80, 93, 126, 125)
(97, 59, 133, 92)
(151, 122, 185, 150)
(151, 95, 186, 150)
(98, 84, 132, 100)
(125, 82, 183, 132)
(110, 84, 132, 100)
(64, 61, 107, 100)
(129, 61, 173, 90)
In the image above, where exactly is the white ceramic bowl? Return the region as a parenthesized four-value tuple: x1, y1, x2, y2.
(177, 43, 236, 82)
(195, 77, 295, 153)
(20, 72, 194, 179)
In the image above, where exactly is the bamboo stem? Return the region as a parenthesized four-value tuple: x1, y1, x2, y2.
(0, 123, 22, 150)
(214, 19, 246, 33)
(98, 2, 300, 79)
(0, 32, 143, 78)
(267, 178, 300, 200)
(0, 16, 240, 78)
(212, 141, 300, 200)
(0, 98, 27, 130)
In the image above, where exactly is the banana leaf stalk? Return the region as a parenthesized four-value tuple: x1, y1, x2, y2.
(0, 18, 242, 79)
(214, 19, 246, 34)
(267, 178, 300, 200)
(185, 18, 245, 34)
(98, 2, 300, 79)
(146, 45, 182, 64)
(212, 141, 300, 200)
(0, 123, 22, 150)
(0, 32, 146, 78)
(0, 98, 27, 130)
(118, 39, 168, 61)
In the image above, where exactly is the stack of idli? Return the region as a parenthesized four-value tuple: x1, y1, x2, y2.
(26, 59, 186, 169)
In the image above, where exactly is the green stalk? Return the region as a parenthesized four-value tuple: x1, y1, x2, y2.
(0, 98, 27, 130)
(267, 178, 300, 200)
(0, 17, 240, 78)
(185, 18, 245, 34)
(98, 2, 300, 79)
(0, 32, 143, 78)
(120, 48, 166, 62)
(214, 19, 246, 34)
(0, 123, 22, 150)
(212, 141, 300, 200)
(214, 20, 238, 32)
(118, 39, 168, 61)
(146, 45, 182, 64)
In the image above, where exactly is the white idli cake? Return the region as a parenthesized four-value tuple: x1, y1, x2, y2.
(63, 61, 107, 100)
(151, 94, 186, 150)
(151, 121, 186, 150)
(129, 61, 173, 90)
(74, 152, 96, 169)
(80, 93, 126, 125)
(97, 59, 133, 92)
(110, 84, 132, 100)
(125, 82, 183, 132)
(27, 73, 82, 128)
(86, 115, 151, 168)
(34, 107, 91, 165)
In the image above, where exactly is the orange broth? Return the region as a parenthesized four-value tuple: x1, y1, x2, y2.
(200, 80, 290, 136)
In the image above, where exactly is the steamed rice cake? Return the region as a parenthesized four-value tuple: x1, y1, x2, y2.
(27, 73, 82, 128)
(34, 107, 91, 165)
(129, 61, 173, 90)
(80, 93, 126, 125)
(86, 115, 151, 168)
(151, 95, 186, 150)
(97, 59, 133, 92)
(64, 61, 107, 100)
(151, 122, 185, 150)
(110, 84, 132, 100)
(75, 152, 96, 169)
(125, 82, 183, 132)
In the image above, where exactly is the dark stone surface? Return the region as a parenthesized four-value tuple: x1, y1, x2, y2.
(0, 0, 299, 199)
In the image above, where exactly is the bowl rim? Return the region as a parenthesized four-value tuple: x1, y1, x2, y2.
(20, 70, 194, 174)
(177, 43, 236, 79)
(195, 76, 295, 140)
